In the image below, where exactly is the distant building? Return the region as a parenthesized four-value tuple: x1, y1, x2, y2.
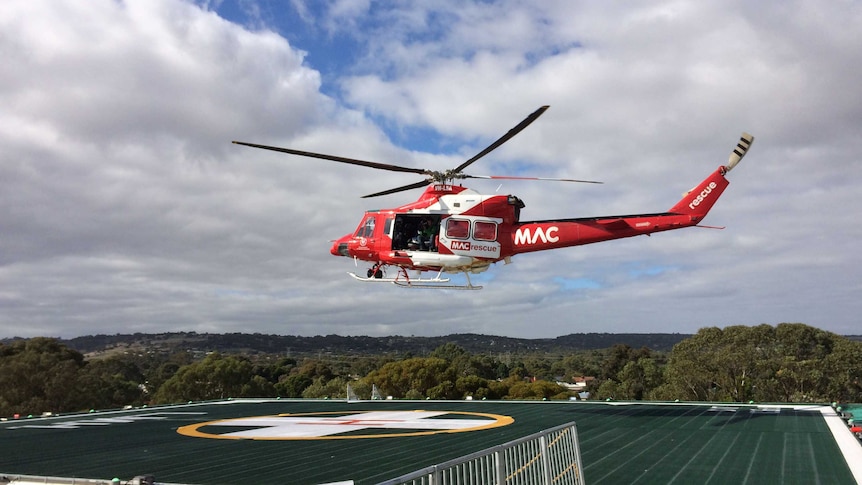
(556, 376, 596, 392)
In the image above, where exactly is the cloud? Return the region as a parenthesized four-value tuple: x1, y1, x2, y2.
(1, 0, 860, 339)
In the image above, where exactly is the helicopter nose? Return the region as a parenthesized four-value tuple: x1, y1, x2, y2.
(330, 237, 350, 257)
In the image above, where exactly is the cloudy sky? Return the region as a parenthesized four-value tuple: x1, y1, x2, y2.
(2, 0, 860, 339)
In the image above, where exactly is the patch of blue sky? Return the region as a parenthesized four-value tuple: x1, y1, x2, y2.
(203, 0, 287, 34)
(625, 264, 676, 279)
(370, 116, 462, 155)
(366, 127, 552, 172)
(207, 1, 361, 98)
(522, 41, 583, 70)
(361, 6, 457, 45)
(553, 276, 603, 291)
(466, 270, 497, 285)
(209, 2, 578, 159)
(364, 114, 552, 171)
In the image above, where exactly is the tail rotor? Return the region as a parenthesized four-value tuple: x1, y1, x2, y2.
(724, 132, 755, 173)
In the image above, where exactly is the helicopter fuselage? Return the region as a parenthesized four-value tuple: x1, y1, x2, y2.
(330, 163, 734, 277)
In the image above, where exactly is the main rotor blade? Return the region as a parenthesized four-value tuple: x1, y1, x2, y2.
(462, 174, 603, 184)
(452, 105, 550, 173)
(232, 141, 428, 175)
(362, 180, 431, 198)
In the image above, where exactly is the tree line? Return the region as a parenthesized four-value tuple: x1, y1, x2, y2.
(1, 323, 860, 417)
(53, 331, 692, 356)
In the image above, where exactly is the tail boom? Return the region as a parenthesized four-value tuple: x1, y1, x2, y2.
(509, 129, 754, 256)
(509, 211, 703, 255)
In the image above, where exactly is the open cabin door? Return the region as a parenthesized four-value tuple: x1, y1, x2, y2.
(391, 214, 441, 251)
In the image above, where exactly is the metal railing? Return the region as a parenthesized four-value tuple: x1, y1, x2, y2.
(378, 421, 584, 485)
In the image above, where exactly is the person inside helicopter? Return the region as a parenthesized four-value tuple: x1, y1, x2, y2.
(399, 216, 438, 251)
(416, 217, 437, 251)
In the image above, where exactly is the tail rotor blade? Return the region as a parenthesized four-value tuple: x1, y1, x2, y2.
(725, 132, 754, 172)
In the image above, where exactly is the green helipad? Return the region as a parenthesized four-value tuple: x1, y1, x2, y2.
(2, 400, 860, 484)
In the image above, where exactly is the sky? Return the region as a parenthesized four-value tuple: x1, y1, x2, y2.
(1, 0, 860, 340)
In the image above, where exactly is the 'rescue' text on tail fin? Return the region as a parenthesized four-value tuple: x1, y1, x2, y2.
(669, 132, 755, 218)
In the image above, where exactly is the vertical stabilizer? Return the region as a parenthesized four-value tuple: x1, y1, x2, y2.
(669, 167, 731, 217)
(669, 132, 754, 217)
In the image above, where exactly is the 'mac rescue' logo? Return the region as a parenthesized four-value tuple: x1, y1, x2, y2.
(449, 241, 499, 254)
(514, 226, 559, 245)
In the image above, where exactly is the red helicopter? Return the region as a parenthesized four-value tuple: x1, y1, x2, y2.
(234, 106, 754, 289)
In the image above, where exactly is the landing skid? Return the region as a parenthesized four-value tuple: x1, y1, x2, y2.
(347, 267, 482, 290)
(348, 272, 444, 284)
(393, 280, 483, 290)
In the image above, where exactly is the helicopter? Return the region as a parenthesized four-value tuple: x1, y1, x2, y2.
(233, 106, 754, 290)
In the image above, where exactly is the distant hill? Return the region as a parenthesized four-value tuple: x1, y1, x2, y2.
(3, 332, 858, 358)
(36, 332, 696, 357)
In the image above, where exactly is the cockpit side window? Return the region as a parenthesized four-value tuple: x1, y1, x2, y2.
(355, 216, 375, 237)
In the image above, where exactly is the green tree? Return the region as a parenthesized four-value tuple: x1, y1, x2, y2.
(657, 323, 862, 403)
(596, 379, 623, 400)
(276, 374, 313, 398)
(507, 379, 568, 400)
(294, 359, 335, 381)
(153, 353, 267, 403)
(256, 357, 297, 384)
(617, 357, 663, 400)
(0, 338, 86, 415)
(551, 353, 601, 381)
(302, 376, 347, 399)
(242, 374, 277, 397)
(821, 336, 862, 402)
(76, 357, 146, 409)
(429, 343, 468, 362)
(523, 356, 554, 381)
(455, 375, 490, 399)
(143, 351, 194, 397)
(362, 357, 454, 398)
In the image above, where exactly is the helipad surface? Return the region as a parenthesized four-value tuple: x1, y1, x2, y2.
(2, 400, 859, 484)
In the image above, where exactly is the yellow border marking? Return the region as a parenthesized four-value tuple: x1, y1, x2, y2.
(177, 410, 514, 441)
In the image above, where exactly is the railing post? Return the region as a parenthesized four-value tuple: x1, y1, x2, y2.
(539, 434, 553, 484)
(494, 448, 505, 485)
(571, 424, 585, 484)
(431, 465, 441, 485)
